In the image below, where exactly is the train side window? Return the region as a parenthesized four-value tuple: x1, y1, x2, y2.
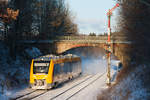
(63, 62, 68, 73)
(69, 62, 73, 72)
(53, 64, 61, 76)
(53, 59, 81, 76)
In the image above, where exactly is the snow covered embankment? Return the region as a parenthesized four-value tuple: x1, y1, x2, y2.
(98, 65, 150, 100)
(0, 42, 42, 100)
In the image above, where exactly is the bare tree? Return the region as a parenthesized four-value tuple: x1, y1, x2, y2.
(117, 0, 150, 63)
(40, 0, 78, 38)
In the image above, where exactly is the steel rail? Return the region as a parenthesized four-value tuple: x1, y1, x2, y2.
(66, 73, 105, 100)
(50, 75, 95, 100)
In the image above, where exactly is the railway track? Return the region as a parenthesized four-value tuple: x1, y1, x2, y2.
(10, 75, 90, 100)
(31, 75, 93, 100)
(11, 90, 47, 100)
(32, 73, 105, 100)
(10, 90, 37, 100)
(11, 73, 105, 100)
(50, 74, 95, 100)
(50, 73, 105, 100)
(65, 73, 105, 100)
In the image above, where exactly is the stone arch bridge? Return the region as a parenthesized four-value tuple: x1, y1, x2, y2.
(17, 36, 132, 66)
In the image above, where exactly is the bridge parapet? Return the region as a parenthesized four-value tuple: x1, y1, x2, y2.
(18, 38, 132, 44)
(16, 35, 129, 41)
(54, 36, 129, 41)
(17, 35, 131, 44)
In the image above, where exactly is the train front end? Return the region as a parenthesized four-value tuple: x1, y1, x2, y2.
(30, 59, 54, 89)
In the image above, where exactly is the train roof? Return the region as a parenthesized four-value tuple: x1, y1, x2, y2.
(34, 54, 80, 61)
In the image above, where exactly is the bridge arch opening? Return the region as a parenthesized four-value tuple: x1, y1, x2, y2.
(62, 46, 105, 58)
(61, 46, 120, 75)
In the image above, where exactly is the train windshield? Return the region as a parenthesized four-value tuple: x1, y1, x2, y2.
(33, 61, 50, 74)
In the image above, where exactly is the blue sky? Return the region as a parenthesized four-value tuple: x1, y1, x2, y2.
(66, 0, 119, 34)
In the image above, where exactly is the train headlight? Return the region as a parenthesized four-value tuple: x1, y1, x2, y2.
(34, 79, 37, 86)
(34, 79, 45, 86)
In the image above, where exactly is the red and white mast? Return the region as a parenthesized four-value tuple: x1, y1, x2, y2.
(106, 3, 119, 85)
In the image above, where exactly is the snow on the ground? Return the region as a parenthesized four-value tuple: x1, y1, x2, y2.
(111, 66, 149, 100)
(82, 58, 120, 83)
(70, 73, 108, 100)
(25, 47, 42, 58)
(0, 41, 42, 100)
(98, 65, 150, 100)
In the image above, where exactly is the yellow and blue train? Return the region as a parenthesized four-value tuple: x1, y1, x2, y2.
(30, 54, 82, 89)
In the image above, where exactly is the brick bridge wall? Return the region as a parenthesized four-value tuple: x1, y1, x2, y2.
(54, 42, 131, 66)
(25, 41, 131, 66)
